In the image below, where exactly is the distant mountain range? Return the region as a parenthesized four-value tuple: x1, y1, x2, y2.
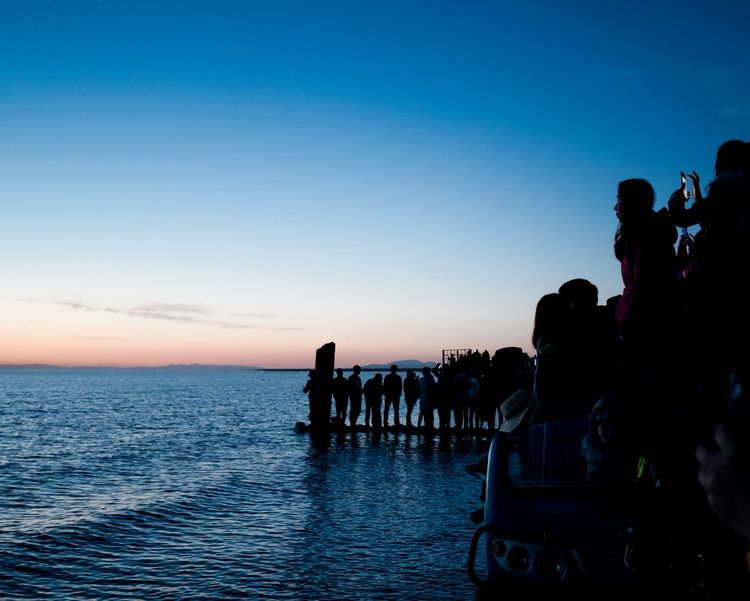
(161, 364, 264, 370)
(0, 361, 437, 371)
(361, 359, 438, 371)
(0, 363, 64, 370)
(0, 363, 264, 370)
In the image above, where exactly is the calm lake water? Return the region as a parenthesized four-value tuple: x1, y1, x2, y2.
(0, 368, 491, 600)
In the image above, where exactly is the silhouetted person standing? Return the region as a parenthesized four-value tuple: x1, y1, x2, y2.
(613, 178, 679, 386)
(348, 365, 363, 427)
(558, 277, 619, 408)
(364, 373, 384, 429)
(669, 140, 750, 403)
(614, 178, 687, 502)
(530, 293, 591, 422)
(418, 366, 437, 430)
(303, 370, 317, 421)
(333, 368, 349, 423)
(403, 369, 419, 428)
(434, 364, 452, 431)
(383, 364, 402, 427)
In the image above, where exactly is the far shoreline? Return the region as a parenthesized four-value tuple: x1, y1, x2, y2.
(0, 363, 437, 372)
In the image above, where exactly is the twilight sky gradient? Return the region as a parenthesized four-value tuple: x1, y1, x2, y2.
(2, 0, 749, 368)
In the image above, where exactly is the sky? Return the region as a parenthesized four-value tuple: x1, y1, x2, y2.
(1, 0, 748, 368)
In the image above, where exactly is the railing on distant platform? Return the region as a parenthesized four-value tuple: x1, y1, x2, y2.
(442, 349, 473, 368)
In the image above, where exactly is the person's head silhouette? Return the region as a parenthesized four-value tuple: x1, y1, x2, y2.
(713, 139, 749, 177)
(615, 178, 654, 225)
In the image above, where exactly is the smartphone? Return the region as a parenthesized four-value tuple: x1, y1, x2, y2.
(681, 172, 691, 200)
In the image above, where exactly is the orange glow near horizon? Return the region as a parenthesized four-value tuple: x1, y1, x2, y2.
(0, 339, 444, 369)
(1, 296, 535, 369)
(0, 324, 533, 369)
(0, 334, 532, 369)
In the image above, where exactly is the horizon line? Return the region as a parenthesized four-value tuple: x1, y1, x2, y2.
(0, 360, 441, 371)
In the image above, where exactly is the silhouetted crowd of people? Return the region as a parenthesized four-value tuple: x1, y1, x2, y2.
(305, 349, 537, 434)
(497, 138, 750, 595)
(303, 138, 750, 594)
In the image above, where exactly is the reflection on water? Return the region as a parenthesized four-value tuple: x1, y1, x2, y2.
(0, 369, 490, 600)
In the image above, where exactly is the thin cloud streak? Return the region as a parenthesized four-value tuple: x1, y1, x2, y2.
(28, 299, 303, 331)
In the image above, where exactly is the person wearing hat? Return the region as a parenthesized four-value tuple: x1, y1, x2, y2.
(498, 389, 533, 482)
(499, 389, 533, 434)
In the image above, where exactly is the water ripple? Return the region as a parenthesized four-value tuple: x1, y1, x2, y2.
(0, 369, 489, 600)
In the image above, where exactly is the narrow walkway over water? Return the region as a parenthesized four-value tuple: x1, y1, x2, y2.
(294, 421, 497, 438)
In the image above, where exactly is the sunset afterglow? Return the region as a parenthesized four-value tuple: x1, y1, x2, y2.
(2, 1, 748, 367)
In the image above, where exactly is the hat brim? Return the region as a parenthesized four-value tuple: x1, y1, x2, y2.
(499, 392, 532, 433)
(500, 406, 531, 433)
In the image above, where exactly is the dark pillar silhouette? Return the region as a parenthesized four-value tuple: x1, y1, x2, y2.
(310, 342, 335, 428)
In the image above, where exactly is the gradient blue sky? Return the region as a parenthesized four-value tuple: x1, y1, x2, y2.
(1, 0, 748, 367)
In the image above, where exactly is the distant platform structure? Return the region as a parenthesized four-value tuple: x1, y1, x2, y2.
(442, 349, 472, 367)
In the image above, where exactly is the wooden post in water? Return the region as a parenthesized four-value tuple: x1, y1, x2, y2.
(310, 341, 335, 428)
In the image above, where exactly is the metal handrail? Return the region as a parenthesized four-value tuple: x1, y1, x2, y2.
(467, 523, 503, 586)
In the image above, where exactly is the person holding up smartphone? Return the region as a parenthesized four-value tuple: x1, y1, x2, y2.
(671, 170, 702, 225)
(669, 141, 750, 430)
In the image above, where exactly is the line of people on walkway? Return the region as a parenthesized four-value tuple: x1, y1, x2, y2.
(303, 358, 508, 431)
(310, 363, 439, 430)
(307, 354, 535, 433)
